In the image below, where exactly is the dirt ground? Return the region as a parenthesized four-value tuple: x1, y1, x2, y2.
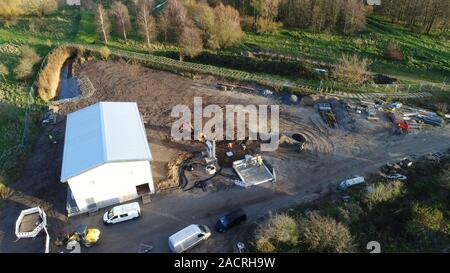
(2, 60, 450, 253)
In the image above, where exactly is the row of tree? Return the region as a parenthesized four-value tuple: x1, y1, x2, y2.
(96, 0, 243, 59)
(378, 0, 450, 33)
(279, 0, 367, 34)
(215, 0, 449, 34)
(212, 0, 368, 34)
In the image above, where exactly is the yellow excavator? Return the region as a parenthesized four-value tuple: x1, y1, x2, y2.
(66, 225, 100, 247)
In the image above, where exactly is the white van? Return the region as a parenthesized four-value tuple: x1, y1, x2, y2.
(338, 176, 365, 191)
(103, 202, 141, 225)
(168, 224, 211, 253)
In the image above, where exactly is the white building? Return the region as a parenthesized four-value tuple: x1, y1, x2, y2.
(61, 102, 154, 216)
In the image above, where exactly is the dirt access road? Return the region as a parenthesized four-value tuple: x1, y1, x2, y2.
(1, 60, 450, 253)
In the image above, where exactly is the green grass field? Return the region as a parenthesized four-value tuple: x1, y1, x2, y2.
(0, 10, 70, 188)
(231, 17, 450, 84)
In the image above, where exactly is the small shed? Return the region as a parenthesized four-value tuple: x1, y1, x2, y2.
(61, 102, 154, 216)
(66, 0, 81, 6)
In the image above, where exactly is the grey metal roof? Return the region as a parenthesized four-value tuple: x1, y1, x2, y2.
(61, 102, 151, 182)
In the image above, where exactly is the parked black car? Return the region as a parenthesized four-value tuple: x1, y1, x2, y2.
(215, 208, 247, 232)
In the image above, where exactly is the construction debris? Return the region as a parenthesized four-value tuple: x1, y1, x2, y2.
(383, 102, 445, 133)
(317, 103, 337, 128)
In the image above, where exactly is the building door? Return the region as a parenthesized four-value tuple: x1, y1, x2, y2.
(136, 183, 151, 196)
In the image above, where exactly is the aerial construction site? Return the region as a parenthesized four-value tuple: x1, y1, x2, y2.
(2, 58, 449, 253)
(1, 0, 449, 256)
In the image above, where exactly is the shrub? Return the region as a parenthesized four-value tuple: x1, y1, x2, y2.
(299, 215, 355, 253)
(409, 203, 447, 233)
(24, 0, 58, 17)
(330, 202, 364, 224)
(13, 59, 34, 80)
(255, 213, 299, 252)
(21, 45, 41, 64)
(0, 181, 9, 199)
(436, 103, 448, 115)
(240, 15, 255, 32)
(255, 18, 282, 34)
(364, 181, 404, 210)
(0, 0, 26, 19)
(384, 42, 403, 61)
(210, 3, 243, 49)
(0, 102, 18, 123)
(37, 45, 78, 101)
(0, 63, 9, 80)
(13, 46, 41, 81)
(333, 54, 372, 84)
(99, 46, 111, 60)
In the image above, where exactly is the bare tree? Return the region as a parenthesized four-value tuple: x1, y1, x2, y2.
(380, 0, 450, 33)
(96, 4, 111, 44)
(211, 3, 243, 49)
(157, 10, 170, 43)
(111, 1, 132, 41)
(179, 26, 203, 61)
(137, 0, 156, 47)
(184, 0, 215, 46)
(157, 0, 188, 44)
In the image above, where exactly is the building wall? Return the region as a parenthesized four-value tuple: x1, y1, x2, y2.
(68, 160, 154, 213)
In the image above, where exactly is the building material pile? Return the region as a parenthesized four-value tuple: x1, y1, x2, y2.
(317, 103, 337, 128)
(384, 103, 445, 133)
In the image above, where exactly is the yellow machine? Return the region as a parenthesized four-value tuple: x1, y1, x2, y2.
(68, 224, 100, 247)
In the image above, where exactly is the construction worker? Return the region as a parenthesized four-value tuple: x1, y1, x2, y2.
(48, 134, 57, 144)
(197, 132, 206, 142)
(240, 136, 249, 151)
(256, 155, 263, 166)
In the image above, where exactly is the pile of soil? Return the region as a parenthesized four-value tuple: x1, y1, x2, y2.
(156, 152, 192, 190)
(215, 140, 260, 168)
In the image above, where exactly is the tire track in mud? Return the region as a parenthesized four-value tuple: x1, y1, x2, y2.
(278, 110, 335, 164)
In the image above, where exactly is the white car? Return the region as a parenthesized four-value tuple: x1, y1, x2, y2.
(386, 173, 407, 181)
(338, 176, 365, 191)
(103, 202, 141, 225)
(168, 224, 211, 253)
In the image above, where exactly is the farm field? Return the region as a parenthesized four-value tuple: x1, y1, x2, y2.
(231, 17, 450, 84)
